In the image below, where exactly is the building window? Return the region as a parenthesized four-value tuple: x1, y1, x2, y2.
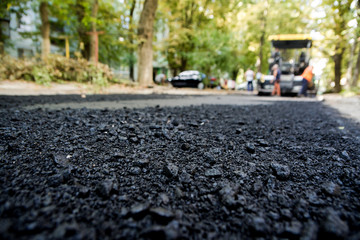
(0, 19, 10, 37)
(16, 16, 21, 29)
(17, 48, 33, 58)
(17, 48, 24, 58)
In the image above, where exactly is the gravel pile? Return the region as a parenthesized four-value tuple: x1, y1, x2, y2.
(1, 96, 360, 239)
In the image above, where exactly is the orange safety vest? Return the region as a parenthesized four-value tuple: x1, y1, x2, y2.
(301, 66, 313, 82)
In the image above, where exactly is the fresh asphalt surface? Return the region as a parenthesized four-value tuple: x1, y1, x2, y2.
(15, 93, 360, 125)
(1, 92, 359, 140)
(0, 80, 359, 123)
(1, 90, 360, 239)
(24, 95, 312, 110)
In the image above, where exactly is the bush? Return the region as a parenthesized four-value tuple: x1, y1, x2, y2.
(32, 66, 52, 85)
(340, 87, 360, 96)
(0, 55, 35, 80)
(0, 54, 114, 86)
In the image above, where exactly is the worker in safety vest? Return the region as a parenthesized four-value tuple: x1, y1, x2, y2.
(299, 65, 313, 97)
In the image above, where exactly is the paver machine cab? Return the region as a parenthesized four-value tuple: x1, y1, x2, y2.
(257, 34, 316, 96)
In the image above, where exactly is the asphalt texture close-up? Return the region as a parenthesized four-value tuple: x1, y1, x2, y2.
(1, 93, 360, 240)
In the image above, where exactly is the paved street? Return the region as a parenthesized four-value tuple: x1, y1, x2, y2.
(22, 94, 360, 125)
(0, 80, 359, 123)
(24, 94, 315, 109)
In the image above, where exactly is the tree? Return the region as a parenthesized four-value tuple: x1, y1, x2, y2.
(0, 0, 28, 54)
(331, 0, 353, 93)
(75, 0, 91, 59)
(89, 0, 98, 62)
(346, 29, 359, 87)
(137, 0, 158, 86)
(97, 0, 127, 67)
(160, 0, 210, 74)
(257, 0, 269, 73)
(40, 1, 50, 59)
(128, 0, 136, 81)
(240, 0, 311, 74)
(159, 0, 242, 77)
(316, 0, 353, 92)
(353, 42, 360, 87)
(350, 7, 360, 87)
(52, 0, 127, 65)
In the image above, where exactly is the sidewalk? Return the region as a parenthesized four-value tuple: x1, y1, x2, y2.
(322, 93, 360, 123)
(0, 80, 228, 96)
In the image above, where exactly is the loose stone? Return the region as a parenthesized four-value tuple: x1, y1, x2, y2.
(271, 162, 291, 180)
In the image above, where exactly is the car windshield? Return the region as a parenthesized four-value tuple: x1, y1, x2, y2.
(179, 71, 199, 76)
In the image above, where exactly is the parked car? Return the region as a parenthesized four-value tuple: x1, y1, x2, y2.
(168, 70, 206, 89)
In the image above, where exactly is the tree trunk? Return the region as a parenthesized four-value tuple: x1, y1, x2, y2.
(351, 19, 360, 87)
(76, 0, 90, 59)
(129, 0, 136, 81)
(258, 30, 265, 73)
(137, 0, 158, 86)
(40, 1, 50, 60)
(332, 43, 344, 93)
(232, 69, 239, 80)
(352, 44, 360, 87)
(329, 1, 351, 93)
(258, 2, 268, 73)
(89, 0, 98, 63)
(180, 56, 187, 72)
(129, 59, 135, 81)
(346, 37, 357, 87)
(0, 24, 4, 54)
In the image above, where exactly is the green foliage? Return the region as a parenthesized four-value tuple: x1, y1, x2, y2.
(0, 54, 114, 86)
(90, 68, 108, 87)
(340, 87, 360, 96)
(0, 0, 29, 52)
(159, 0, 244, 78)
(19, 0, 132, 67)
(159, 0, 312, 79)
(0, 0, 29, 18)
(32, 66, 52, 85)
(311, 0, 356, 92)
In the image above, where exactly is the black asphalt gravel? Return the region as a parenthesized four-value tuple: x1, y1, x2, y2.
(1, 94, 360, 240)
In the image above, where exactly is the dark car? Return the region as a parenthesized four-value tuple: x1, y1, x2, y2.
(168, 70, 206, 89)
